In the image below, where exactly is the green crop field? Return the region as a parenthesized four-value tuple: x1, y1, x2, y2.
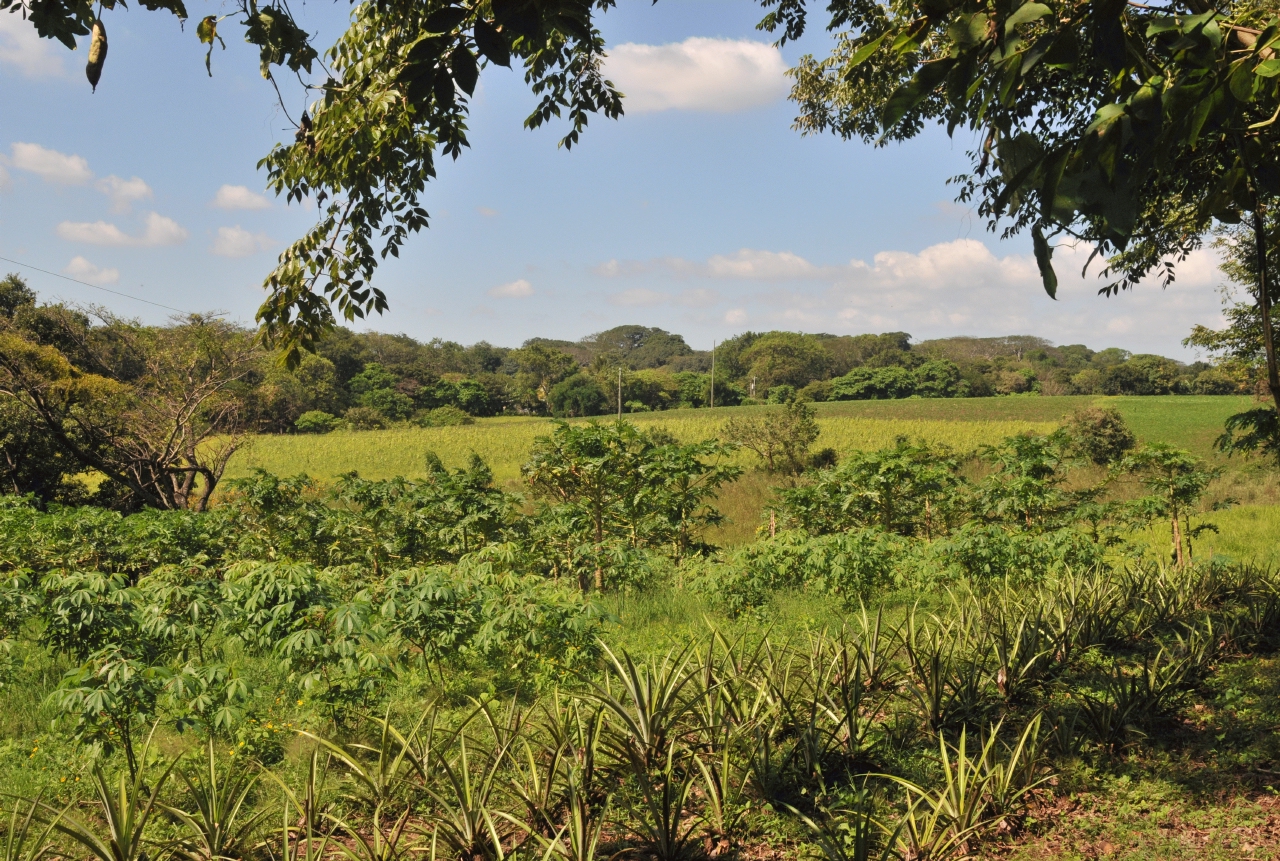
(7, 394, 1280, 861)
(226, 410, 1061, 484)
(227, 395, 1256, 484)
(225, 395, 1271, 547)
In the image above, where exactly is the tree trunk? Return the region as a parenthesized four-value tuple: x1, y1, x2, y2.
(1246, 168, 1280, 415)
(1171, 514, 1184, 569)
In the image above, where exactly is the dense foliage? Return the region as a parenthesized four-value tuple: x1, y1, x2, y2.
(0, 391, 1272, 859)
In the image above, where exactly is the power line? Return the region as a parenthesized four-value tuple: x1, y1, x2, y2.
(0, 254, 191, 315)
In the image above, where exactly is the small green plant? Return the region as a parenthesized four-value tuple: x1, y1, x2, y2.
(0, 798, 62, 861)
(164, 739, 272, 861)
(39, 733, 179, 861)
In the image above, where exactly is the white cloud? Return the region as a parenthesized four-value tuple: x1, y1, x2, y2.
(211, 184, 271, 210)
(0, 15, 67, 78)
(10, 142, 92, 185)
(212, 225, 274, 257)
(605, 37, 788, 113)
(58, 212, 189, 247)
(706, 249, 821, 280)
(57, 220, 133, 245)
(594, 238, 1228, 356)
(679, 288, 721, 308)
(489, 278, 534, 298)
(97, 175, 153, 212)
(140, 213, 188, 245)
(64, 255, 119, 285)
(477, 206, 498, 217)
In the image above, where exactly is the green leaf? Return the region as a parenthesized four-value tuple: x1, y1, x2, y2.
(424, 6, 468, 35)
(1229, 64, 1258, 102)
(472, 20, 510, 67)
(1255, 58, 1280, 78)
(1005, 2, 1050, 34)
(845, 31, 889, 71)
(196, 15, 216, 45)
(1085, 102, 1125, 136)
(450, 45, 479, 95)
(1031, 225, 1058, 299)
(882, 57, 956, 131)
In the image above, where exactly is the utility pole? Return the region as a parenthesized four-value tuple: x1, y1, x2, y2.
(617, 366, 622, 421)
(710, 340, 715, 409)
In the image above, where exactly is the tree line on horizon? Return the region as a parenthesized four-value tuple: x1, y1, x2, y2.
(0, 269, 1267, 509)
(220, 311, 1245, 432)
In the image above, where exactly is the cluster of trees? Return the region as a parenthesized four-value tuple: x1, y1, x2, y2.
(217, 325, 1254, 430)
(2, 270, 1261, 510)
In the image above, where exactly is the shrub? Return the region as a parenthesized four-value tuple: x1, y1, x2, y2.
(693, 528, 909, 616)
(343, 406, 386, 430)
(549, 373, 607, 417)
(1065, 405, 1136, 466)
(294, 410, 340, 434)
(360, 387, 416, 420)
(723, 401, 820, 473)
(830, 366, 916, 400)
(1193, 368, 1243, 394)
(1070, 369, 1103, 394)
(933, 522, 1106, 583)
(913, 359, 969, 398)
(797, 379, 832, 402)
(766, 384, 797, 404)
(415, 405, 474, 427)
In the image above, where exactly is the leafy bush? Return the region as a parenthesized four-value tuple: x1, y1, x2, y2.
(722, 401, 819, 474)
(294, 410, 340, 434)
(343, 406, 387, 430)
(549, 373, 608, 417)
(693, 528, 908, 616)
(415, 405, 474, 427)
(1064, 405, 1136, 466)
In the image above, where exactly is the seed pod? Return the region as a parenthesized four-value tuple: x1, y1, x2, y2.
(86, 19, 107, 93)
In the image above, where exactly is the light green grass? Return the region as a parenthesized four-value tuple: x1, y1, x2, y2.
(227, 407, 1061, 485)
(1135, 503, 1280, 569)
(224, 395, 1277, 553)
(227, 395, 1255, 484)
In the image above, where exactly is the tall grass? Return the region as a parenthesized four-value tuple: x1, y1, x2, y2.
(223, 396, 1276, 550)
(227, 412, 1059, 486)
(1137, 503, 1280, 568)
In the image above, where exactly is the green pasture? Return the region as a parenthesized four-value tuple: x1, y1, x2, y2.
(225, 394, 1276, 553)
(226, 409, 1062, 484)
(227, 396, 1258, 486)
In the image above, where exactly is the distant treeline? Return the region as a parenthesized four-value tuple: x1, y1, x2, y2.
(0, 272, 1246, 458)
(263, 326, 1239, 430)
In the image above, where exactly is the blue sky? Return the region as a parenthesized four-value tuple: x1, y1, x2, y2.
(0, 0, 1230, 356)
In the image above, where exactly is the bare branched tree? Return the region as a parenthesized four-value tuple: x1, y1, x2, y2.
(0, 309, 256, 510)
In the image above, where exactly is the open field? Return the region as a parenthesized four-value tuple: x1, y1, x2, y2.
(226, 395, 1258, 484)
(226, 410, 1062, 484)
(226, 395, 1274, 549)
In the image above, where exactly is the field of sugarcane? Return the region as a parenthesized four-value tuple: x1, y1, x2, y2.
(2, 397, 1279, 859)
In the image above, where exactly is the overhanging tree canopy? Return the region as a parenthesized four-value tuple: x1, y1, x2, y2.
(5, 0, 625, 363)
